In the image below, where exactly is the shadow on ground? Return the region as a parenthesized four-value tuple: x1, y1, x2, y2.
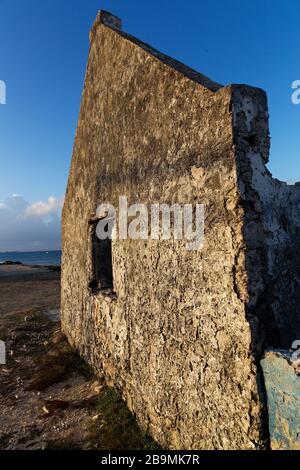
(0, 310, 159, 450)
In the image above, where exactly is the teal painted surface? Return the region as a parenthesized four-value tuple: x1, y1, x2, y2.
(261, 349, 300, 450)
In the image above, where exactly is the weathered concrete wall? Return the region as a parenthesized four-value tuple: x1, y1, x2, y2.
(247, 159, 300, 349)
(261, 349, 300, 450)
(224, 86, 300, 450)
(232, 86, 300, 350)
(62, 11, 300, 449)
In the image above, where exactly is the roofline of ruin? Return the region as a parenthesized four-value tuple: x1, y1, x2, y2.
(90, 10, 223, 93)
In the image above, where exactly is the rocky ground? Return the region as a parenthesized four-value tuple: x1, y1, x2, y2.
(0, 266, 158, 450)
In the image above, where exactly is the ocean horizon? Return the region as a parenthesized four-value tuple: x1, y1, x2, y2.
(0, 250, 61, 266)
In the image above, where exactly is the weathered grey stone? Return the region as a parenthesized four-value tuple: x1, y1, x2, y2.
(61, 11, 300, 449)
(261, 349, 300, 450)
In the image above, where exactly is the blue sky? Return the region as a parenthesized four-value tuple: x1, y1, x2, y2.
(0, 0, 299, 250)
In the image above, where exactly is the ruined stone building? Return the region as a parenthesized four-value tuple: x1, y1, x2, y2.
(62, 11, 300, 449)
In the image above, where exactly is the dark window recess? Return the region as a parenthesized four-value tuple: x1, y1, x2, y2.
(89, 221, 114, 292)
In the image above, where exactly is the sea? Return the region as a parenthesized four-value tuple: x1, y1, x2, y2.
(0, 250, 61, 266)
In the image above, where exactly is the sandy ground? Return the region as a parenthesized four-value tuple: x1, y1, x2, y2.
(0, 265, 60, 317)
(0, 265, 158, 450)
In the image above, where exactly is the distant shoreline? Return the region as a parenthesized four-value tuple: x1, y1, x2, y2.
(0, 250, 61, 254)
(0, 260, 61, 271)
(0, 250, 61, 267)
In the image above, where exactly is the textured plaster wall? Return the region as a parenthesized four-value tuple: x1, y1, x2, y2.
(249, 158, 300, 349)
(230, 88, 300, 449)
(261, 350, 300, 450)
(61, 12, 299, 449)
(232, 86, 300, 349)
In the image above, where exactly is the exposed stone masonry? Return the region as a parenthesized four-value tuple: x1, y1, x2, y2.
(62, 11, 300, 449)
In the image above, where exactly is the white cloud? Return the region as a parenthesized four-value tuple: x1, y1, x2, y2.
(25, 196, 63, 218)
(0, 194, 62, 251)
